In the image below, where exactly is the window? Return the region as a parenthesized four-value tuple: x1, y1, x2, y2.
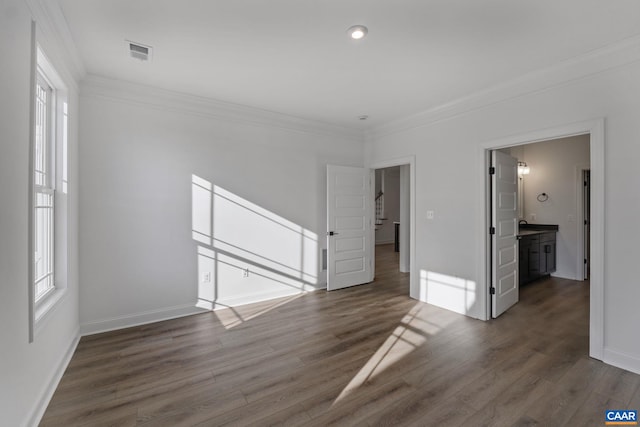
(30, 47, 69, 334)
(34, 73, 55, 301)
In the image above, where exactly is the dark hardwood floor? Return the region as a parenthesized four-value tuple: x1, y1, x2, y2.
(41, 244, 640, 426)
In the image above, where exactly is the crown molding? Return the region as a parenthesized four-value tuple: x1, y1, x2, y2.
(367, 34, 640, 139)
(82, 74, 364, 141)
(24, 0, 86, 88)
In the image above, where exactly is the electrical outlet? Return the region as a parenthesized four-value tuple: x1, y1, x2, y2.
(202, 272, 211, 283)
(242, 268, 250, 278)
(530, 213, 537, 221)
(427, 210, 435, 220)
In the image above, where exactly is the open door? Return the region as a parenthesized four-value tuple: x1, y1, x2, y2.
(327, 165, 373, 291)
(583, 170, 591, 280)
(491, 151, 519, 317)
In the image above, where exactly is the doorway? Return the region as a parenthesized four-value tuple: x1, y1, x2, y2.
(481, 119, 605, 361)
(326, 157, 416, 297)
(374, 165, 410, 273)
(490, 136, 590, 317)
(369, 157, 416, 298)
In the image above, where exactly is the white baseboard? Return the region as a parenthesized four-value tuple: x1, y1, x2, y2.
(550, 272, 583, 281)
(603, 347, 640, 375)
(80, 304, 207, 336)
(197, 286, 323, 311)
(375, 240, 395, 245)
(27, 328, 80, 427)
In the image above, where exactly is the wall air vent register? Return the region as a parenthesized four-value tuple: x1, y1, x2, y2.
(127, 41, 153, 61)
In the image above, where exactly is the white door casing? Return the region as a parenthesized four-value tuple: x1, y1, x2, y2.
(491, 151, 519, 317)
(327, 165, 373, 291)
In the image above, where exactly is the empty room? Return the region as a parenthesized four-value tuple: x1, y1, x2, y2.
(2, 1, 640, 426)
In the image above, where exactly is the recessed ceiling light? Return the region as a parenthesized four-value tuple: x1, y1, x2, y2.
(347, 25, 368, 40)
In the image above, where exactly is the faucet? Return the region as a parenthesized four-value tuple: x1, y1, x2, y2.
(519, 219, 528, 225)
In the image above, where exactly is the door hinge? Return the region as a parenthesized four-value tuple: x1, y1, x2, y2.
(490, 287, 496, 295)
(489, 166, 496, 175)
(584, 259, 587, 264)
(489, 227, 496, 235)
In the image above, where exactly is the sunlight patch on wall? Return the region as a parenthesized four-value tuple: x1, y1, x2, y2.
(212, 185, 318, 282)
(192, 175, 213, 246)
(192, 174, 318, 311)
(419, 269, 477, 315)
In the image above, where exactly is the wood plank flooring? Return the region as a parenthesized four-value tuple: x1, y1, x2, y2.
(41, 244, 640, 426)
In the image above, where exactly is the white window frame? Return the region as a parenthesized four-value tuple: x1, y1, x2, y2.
(34, 72, 56, 303)
(29, 44, 69, 340)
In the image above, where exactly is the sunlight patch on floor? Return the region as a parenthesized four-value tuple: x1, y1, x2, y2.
(332, 302, 433, 406)
(213, 294, 303, 329)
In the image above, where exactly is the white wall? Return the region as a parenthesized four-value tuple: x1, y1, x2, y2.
(375, 166, 400, 244)
(514, 135, 590, 280)
(399, 164, 411, 273)
(78, 77, 363, 333)
(366, 40, 640, 374)
(0, 0, 80, 425)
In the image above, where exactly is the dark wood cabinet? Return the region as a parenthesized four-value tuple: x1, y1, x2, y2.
(540, 232, 556, 275)
(518, 231, 556, 285)
(519, 234, 540, 284)
(518, 237, 529, 284)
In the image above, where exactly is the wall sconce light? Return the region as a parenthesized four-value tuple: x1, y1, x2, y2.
(518, 161, 530, 176)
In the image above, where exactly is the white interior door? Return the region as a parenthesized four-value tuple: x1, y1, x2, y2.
(491, 151, 519, 317)
(327, 165, 373, 291)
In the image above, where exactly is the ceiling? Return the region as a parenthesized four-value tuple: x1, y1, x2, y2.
(58, 0, 640, 129)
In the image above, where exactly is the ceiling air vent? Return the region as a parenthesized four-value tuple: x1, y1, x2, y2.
(127, 41, 152, 61)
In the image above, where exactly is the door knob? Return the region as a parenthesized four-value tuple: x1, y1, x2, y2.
(328, 231, 339, 236)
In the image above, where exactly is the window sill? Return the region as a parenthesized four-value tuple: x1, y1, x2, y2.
(34, 288, 67, 336)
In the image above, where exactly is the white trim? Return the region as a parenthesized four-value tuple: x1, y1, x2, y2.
(23, 0, 85, 87)
(590, 119, 605, 361)
(481, 149, 491, 321)
(603, 348, 640, 376)
(26, 328, 80, 427)
(80, 304, 207, 336)
(197, 287, 321, 311)
(478, 119, 605, 361)
(369, 156, 416, 300)
(368, 34, 640, 139)
(375, 239, 395, 245)
(28, 20, 37, 343)
(34, 288, 68, 336)
(30, 45, 71, 341)
(82, 75, 363, 141)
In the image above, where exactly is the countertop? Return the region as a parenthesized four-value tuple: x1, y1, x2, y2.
(517, 224, 558, 237)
